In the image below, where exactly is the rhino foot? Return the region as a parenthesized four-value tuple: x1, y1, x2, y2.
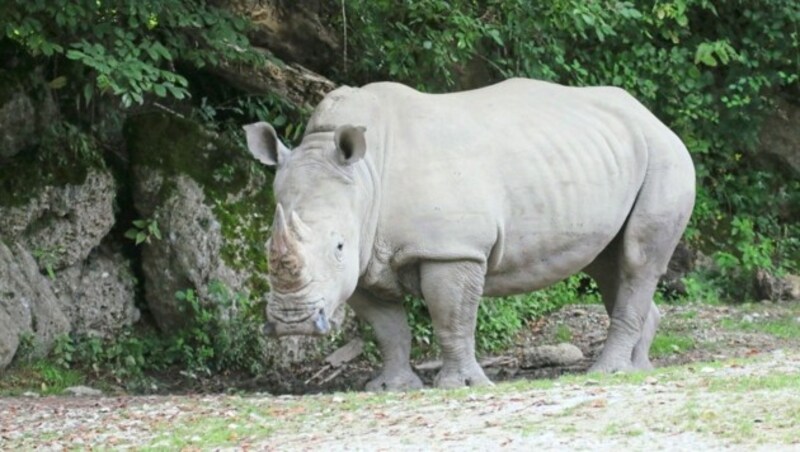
(588, 358, 635, 374)
(365, 369, 423, 392)
(434, 365, 493, 389)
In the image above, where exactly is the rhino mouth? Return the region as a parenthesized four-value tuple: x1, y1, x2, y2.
(268, 298, 324, 323)
(264, 299, 331, 336)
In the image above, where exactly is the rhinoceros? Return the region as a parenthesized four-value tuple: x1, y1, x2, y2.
(244, 78, 695, 390)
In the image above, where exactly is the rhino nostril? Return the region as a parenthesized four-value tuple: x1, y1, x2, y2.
(262, 322, 277, 336)
(313, 308, 330, 334)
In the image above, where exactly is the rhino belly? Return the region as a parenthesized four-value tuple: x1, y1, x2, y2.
(481, 180, 635, 297)
(482, 226, 618, 297)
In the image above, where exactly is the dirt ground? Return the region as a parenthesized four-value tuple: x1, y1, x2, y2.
(1, 301, 799, 449)
(253, 300, 800, 395)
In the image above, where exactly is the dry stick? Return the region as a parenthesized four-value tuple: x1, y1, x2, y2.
(341, 0, 348, 75)
(305, 365, 331, 385)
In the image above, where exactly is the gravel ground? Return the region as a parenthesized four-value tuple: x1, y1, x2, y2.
(2, 301, 800, 450)
(2, 348, 799, 450)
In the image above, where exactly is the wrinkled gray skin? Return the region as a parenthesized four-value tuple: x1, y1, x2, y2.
(244, 79, 695, 391)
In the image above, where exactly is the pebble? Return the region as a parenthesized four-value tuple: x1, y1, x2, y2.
(63, 386, 103, 397)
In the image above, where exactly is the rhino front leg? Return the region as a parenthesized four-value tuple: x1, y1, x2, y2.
(420, 260, 492, 389)
(347, 290, 423, 391)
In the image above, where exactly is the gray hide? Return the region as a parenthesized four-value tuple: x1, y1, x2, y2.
(244, 79, 695, 390)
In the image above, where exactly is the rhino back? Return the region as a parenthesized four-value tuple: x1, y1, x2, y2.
(362, 79, 670, 296)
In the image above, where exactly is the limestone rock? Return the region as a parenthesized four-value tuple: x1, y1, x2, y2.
(0, 169, 116, 271)
(53, 246, 140, 337)
(221, 0, 340, 73)
(0, 241, 70, 368)
(126, 112, 263, 331)
(125, 112, 354, 367)
(208, 49, 336, 111)
(0, 69, 58, 159)
(63, 385, 103, 397)
(760, 98, 800, 174)
(661, 241, 695, 295)
(0, 91, 36, 158)
(520, 342, 584, 369)
(755, 270, 800, 302)
(136, 174, 246, 330)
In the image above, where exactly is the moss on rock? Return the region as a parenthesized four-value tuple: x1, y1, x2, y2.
(0, 125, 102, 208)
(124, 112, 274, 299)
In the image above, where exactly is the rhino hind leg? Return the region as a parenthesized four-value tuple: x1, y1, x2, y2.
(585, 173, 693, 372)
(347, 290, 423, 391)
(631, 301, 661, 369)
(420, 260, 493, 389)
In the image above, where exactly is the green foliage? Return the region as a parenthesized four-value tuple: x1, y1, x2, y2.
(195, 94, 307, 147)
(124, 217, 162, 245)
(650, 333, 695, 358)
(31, 246, 63, 280)
(345, 0, 800, 301)
(174, 281, 267, 376)
(1, 0, 258, 109)
(39, 281, 267, 389)
(406, 275, 597, 355)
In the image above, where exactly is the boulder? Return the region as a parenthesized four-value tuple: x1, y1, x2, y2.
(0, 146, 132, 367)
(661, 241, 695, 295)
(221, 0, 340, 73)
(519, 342, 584, 369)
(0, 169, 116, 271)
(0, 69, 58, 159)
(0, 91, 36, 159)
(207, 1, 338, 110)
(53, 246, 140, 337)
(125, 112, 341, 366)
(755, 270, 800, 302)
(0, 241, 71, 368)
(760, 98, 800, 174)
(208, 49, 336, 111)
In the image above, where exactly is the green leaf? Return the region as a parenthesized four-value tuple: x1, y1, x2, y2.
(48, 76, 67, 89)
(135, 232, 146, 245)
(65, 49, 86, 61)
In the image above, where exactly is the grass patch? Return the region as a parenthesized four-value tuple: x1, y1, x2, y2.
(0, 361, 84, 396)
(555, 325, 573, 342)
(703, 373, 800, 392)
(677, 310, 698, 320)
(650, 333, 695, 358)
(720, 317, 800, 339)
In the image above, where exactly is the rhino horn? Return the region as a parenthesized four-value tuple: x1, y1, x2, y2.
(289, 211, 312, 242)
(271, 203, 290, 256)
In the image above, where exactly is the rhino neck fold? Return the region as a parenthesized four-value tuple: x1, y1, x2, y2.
(355, 146, 383, 277)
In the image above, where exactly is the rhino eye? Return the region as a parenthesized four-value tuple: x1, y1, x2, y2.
(336, 242, 344, 251)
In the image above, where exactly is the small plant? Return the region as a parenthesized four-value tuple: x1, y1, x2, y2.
(213, 163, 236, 184)
(650, 333, 695, 358)
(400, 275, 593, 356)
(174, 281, 267, 375)
(32, 246, 64, 280)
(14, 332, 37, 363)
(51, 335, 76, 369)
(555, 324, 573, 343)
(125, 218, 162, 245)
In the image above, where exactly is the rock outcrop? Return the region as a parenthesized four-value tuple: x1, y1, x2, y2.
(760, 98, 800, 175)
(0, 241, 70, 368)
(125, 112, 341, 366)
(0, 69, 58, 159)
(0, 163, 138, 368)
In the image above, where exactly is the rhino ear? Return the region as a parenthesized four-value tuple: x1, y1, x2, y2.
(334, 125, 367, 165)
(243, 122, 291, 167)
